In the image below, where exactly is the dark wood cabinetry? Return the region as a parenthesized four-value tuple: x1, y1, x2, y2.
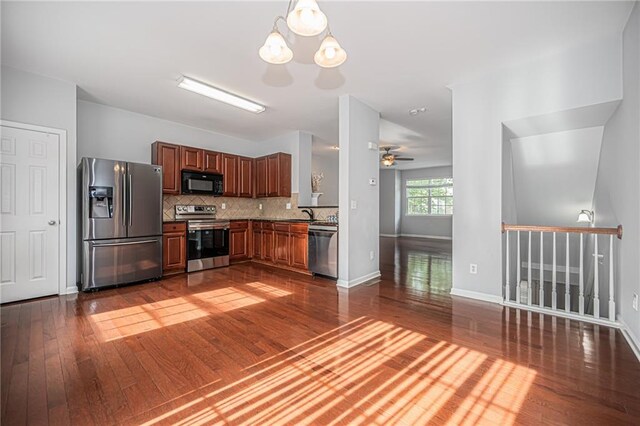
(274, 223, 291, 266)
(180, 146, 204, 171)
(238, 156, 253, 198)
(249, 221, 307, 272)
(152, 142, 181, 195)
(289, 229, 309, 270)
(152, 141, 289, 198)
(252, 223, 262, 259)
(222, 154, 238, 197)
(204, 150, 222, 174)
(162, 222, 187, 275)
(229, 220, 249, 263)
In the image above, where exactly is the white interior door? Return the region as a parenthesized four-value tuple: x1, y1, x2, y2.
(0, 125, 60, 303)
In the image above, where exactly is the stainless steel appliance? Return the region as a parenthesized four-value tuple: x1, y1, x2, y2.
(79, 158, 163, 291)
(175, 205, 230, 272)
(308, 224, 338, 279)
(181, 171, 223, 196)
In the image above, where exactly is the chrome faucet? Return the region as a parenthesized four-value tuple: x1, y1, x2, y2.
(301, 208, 315, 221)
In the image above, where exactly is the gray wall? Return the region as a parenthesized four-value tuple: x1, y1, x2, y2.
(338, 95, 380, 286)
(591, 3, 640, 345)
(451, 34, 622, 301)
(379, 169, 400, 235)
(1, 66, 78, 290)
(400, 166, 453, 238)
(311, 150, 339, 206)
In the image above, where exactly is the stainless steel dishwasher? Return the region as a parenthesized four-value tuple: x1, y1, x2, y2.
(308, 224, 338, 279)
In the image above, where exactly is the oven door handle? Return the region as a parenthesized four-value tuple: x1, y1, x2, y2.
(189, 225, 229, 231)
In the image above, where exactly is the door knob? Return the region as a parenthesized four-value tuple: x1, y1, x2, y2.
(48, 220, 57, 226)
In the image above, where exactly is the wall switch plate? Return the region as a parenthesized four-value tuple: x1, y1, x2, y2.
(369, 178, 377, 186)
(369, 251, 375, 261)
(368, 142, 378, 150)
(221, 203, 226, 210)
(286, 203, 291, 210)
(633, 294, 639, 311)
(350, 200, 357, 209)
(470, 264, 478, 274)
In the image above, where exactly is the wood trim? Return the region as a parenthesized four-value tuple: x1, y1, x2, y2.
(501, 223, 623, 239)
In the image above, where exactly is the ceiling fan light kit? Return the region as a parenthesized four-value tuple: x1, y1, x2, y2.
(380, 147, 415, 167)
(260, 0, 346, 68)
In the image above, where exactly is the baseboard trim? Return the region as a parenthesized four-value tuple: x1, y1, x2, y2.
(380, 234, 399, 238)
(450, 288, 503, 304)
(503, 301, 620, 328)
(400, 234, 452, 241)
(337, 271, 381, 289)
(618, 315, 640, 363)
(63, 285, 78, 295)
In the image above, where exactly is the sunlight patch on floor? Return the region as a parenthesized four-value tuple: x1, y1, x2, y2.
(89, 282, 291, 341)
(139, 317, 537, 426)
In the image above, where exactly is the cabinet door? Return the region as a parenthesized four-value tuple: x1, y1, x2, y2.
(255, 156, 268, 198)
(252, 229, 262, 259)
(262, 229, 274, 262)
(180, 146, 204, 171)
(229, 228, 248, 262)
(204, 150, 222, 174)
(238, 156, 253, 198)
(163, 232, 186, 273)
(222, 154, 238, 196)
(290, 232, 308, 270)
(267, 154, 280, 197)
(274, 231, 290, 265)
(152, 142, 181, 194)
(278, 153, 292, 197)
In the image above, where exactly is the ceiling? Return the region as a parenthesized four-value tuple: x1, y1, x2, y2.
(1, 1, 634, 169)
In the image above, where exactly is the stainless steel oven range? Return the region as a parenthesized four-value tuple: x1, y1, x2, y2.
(175, 205, 229, 272)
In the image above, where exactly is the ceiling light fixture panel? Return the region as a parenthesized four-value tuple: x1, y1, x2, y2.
(409, 107, 428, 116)
(178, 76, 266, 113)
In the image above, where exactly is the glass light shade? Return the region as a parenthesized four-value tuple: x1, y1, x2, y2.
(259, 30, 293, 64)
(383, 158, 394, 167)
(577, 210, 593, 223)
(286, 0, 327, 36)
(314, 34, 347, 68)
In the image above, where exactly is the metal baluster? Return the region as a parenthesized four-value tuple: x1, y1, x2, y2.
(579, 234, 584, 315)
(505, 231, 510, 302)
(516, 231, 521, 304)
(552, 232, 557, 310)
(594, 236, 600, 319)
(539, 232, 544, 307)
(565, 233, 571, 312)
(609, 235, 615, 322)
(528, 231, 532, 306)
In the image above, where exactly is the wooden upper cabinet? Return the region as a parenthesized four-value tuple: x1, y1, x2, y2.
(181, 146, 204, 171)
(152, 141, 181, 194)
(238, 156, 253, 198)
(204, 150, 222, 174)
(255, 156, 268, 198)
(222, 154, 238, 196)
(261, 153, 292, 198)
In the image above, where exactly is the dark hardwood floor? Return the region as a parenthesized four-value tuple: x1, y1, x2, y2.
(2, 236, 640, 425)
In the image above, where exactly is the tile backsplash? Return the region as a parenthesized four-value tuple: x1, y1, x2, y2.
(163, 193, 339, 222)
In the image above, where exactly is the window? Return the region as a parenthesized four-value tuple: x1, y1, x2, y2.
(406, 178, 453, 215)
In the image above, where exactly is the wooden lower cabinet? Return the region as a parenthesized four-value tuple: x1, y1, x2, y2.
(262, 228, 274, 262)
(274, 230, 291, 266)
(229, 220, 250, 263)
(289, 232, 308, 270)
(249, 221, 308, 272)
(162, 222, 186, 275)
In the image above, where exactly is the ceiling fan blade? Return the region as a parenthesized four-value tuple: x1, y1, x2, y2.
(395, 157, 414, 161)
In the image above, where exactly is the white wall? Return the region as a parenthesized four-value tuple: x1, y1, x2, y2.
(379, 169, 400, 235)
(1, 66, 78, 291)
(591, 3, 640, 347)
(451, 34, 623, 301)
(78, 100, 259, 163)
(311, 150, 339, 206)
(400, 166, 453, 239)
(338, 95, 380, 287)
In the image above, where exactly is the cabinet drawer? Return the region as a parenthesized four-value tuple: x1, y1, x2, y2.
(262, 222, 274, 230)
(251, 221, 262, 230)
(290, 223, 308, 234)
(163, 222, 186, 233)
(230, 220, 249, 230)
(274, 223, 290, 232)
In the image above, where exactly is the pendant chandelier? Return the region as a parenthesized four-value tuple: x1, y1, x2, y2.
(259, 0, 347, 68)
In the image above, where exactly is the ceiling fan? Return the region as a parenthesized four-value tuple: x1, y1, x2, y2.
(380, 147, 414, 167)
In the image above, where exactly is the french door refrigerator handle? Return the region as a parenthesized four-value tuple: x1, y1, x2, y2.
(122, 168, 127, 226)
(128, 174, 133, 226)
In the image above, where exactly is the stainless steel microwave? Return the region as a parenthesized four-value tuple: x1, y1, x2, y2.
(181, 171, 224, 195)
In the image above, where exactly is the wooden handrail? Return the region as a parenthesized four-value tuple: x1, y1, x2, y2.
(501, 223, 623, 239)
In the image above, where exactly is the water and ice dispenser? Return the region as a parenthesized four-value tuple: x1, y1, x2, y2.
(89, 186, 113, 218)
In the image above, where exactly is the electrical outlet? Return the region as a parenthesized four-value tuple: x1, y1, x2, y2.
(633, 293, 639, 311)
(369, 251, 374, 261)
(221, 203, 226, 210)
(259, 203, 263, 210)
(469, 264, 478, 274)
(369, 178, 377, 186)
(351, 200, 357, 209)
(286, 203, 291, 210)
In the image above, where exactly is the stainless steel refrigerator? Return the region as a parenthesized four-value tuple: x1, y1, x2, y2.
(79, 158, 163, 291)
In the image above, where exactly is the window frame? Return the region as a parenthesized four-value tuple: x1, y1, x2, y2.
(404, 177, 453, 217)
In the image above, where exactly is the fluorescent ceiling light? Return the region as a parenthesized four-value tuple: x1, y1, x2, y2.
(178, 76, 265, 113)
